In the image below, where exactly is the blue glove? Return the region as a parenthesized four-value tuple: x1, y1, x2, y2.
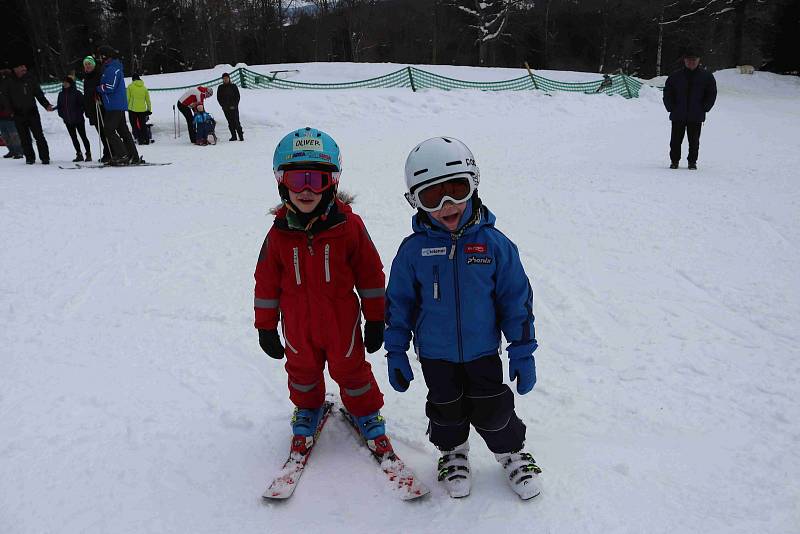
(508, 344, 536, 394)
(386, 352, 414, 392)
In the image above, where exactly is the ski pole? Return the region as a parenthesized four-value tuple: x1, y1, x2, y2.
(93, 99, 103, 158)
(96, 99, 114, 159)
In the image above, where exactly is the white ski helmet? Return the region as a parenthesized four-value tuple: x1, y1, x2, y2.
(404, 137, 480, 209)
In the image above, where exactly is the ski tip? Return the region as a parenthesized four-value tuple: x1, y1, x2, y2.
(399, 487, 431, 501)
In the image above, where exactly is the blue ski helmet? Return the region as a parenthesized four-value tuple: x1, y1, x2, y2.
(273, 127, 342, 185)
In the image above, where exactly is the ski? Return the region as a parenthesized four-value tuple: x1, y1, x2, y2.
(338, 407, 430, 500)
(59, 162, 172, 170)
(262, 401, 334, 500)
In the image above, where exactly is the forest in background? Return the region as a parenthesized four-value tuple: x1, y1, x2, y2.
(3, 0, 799, 82)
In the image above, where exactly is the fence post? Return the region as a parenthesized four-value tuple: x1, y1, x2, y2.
(239, 68, 247, 89)
(524, 62, 539, 90)
(406, 66, 416, 92)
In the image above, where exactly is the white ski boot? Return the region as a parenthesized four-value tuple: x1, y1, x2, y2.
(437, 441, 471, 498)
(495, 450, 542, 500)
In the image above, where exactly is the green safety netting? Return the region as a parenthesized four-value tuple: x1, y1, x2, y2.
(41, 66, 643, 98)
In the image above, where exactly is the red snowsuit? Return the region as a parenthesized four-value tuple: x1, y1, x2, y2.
(254, 199, 385, 416)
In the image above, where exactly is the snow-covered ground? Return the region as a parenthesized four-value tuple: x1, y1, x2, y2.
(1, 64, 799, 534)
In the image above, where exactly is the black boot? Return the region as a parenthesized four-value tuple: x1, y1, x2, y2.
(688, 162, 697, 170)
(73, 153, 84, 163)
(85, 152, 92, 162)
(669, 162, 679, 169)
(238, 130, 244, 141)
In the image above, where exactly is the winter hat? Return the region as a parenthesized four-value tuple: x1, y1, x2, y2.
(132, 74, 141, 81)
(682, 46, 700, 59)
(98, 45, 116, 59)
(83, 55, 96, 67)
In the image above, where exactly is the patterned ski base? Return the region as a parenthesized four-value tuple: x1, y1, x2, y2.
(262, 401, 334, 500)
(339, 408, 430, 501)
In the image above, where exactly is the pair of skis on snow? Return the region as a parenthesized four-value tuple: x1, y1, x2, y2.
(263, 401, 430, 501)
(58, 162, 172, 170)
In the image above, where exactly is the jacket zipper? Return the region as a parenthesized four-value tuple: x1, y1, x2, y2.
(292, 247, 301, 285)
(344, 303, 361, 358)
(450, 234, 463, 362)
(433, 265, 440, 300)
(281, 321, 299, 354)
(324, 244, 331, 283)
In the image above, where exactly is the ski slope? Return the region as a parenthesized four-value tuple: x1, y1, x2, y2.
(1, 63, 799, 534)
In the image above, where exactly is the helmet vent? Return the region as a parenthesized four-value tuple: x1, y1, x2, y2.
(445, 160, 462, 166)
(442, 138, 452, 143)
(413, 168, 428, 176)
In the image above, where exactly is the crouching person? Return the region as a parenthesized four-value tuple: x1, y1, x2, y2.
(192, 103, 216, 145)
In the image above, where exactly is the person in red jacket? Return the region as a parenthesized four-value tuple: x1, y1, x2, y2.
(176, 85, 213, 144)
(254, 127, 389, 456)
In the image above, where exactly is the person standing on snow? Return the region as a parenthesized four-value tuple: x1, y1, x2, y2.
(96, 45, 142, 165)
(384, 137, 542, 500)
(126, 74, 151, 145)
(216, 72, 243, 141)
(6, 62, 53, 164)
(254, 127, 390, 458)
(55, 76, 92, 162)
(0, 66, 24, 159)
(663, 48, 717, 170)
(176, 85, 213, 144)
(80, 55, 111, 163)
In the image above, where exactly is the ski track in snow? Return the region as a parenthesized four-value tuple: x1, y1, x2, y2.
(1, 65, 799, 533)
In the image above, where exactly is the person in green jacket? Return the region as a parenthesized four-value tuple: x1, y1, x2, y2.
(126, 74, 152, 145)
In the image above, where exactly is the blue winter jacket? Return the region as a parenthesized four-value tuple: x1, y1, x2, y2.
(193, 111, 214, 126)
(385, 202, 537, 363)
(96, 59, 128, 111)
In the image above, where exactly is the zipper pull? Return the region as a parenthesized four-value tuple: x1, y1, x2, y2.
(306, 233, 314, 255)
(449, 234, 457, 260)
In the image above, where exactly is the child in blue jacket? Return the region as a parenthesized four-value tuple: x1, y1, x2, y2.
(193, 103, 217, 145)
(385, 136, 541, 500)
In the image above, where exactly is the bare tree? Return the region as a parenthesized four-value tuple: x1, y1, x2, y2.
(452, 0, 528, 66)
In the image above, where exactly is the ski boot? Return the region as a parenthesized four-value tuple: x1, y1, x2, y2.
(495, 450, 542, 500)
(353, 411, 394, 457)
(290, 405, 324, 455)
(85, 151, 92, 162)
(110, 155, 131, 166)
(437, 441, 471, 498)
(669, 161, 679, 169)
(688, 162, 697, 170)
(73, 153, 84, 162)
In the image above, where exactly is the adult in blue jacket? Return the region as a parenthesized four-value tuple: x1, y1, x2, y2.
(96, 45, 141, 165)
(663, 49, 717, 169)
(385, 137, 541, 500)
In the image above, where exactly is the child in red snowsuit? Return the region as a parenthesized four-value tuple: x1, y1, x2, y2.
(254, 127, 388, 449)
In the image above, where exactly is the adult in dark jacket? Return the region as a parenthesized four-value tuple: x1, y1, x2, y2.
(81, 55, 111, 162)
(0, 67, 24, 158)
(663, 51, 717, 169)
(55, 76, 92, 162)
(217, 72, 243, 141)
(7, 63, 53, 164)
(96, 46, 141, 166)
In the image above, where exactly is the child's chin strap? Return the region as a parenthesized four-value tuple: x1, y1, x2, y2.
(283, 188, 337, 232)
